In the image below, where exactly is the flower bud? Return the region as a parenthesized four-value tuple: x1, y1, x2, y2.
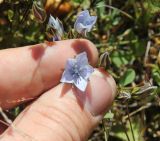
(32, 2, 47, 23)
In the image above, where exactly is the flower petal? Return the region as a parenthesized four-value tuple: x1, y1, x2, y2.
(75, 10, 90, 25)
(52, 34, 61, 41)
(74, 10, 97, 36)
(48, 15, 58, 28)
(56, 18, 64, 36)
(48, 15, 64, 40)
(74, 76, 88, 92)
(65, 58, 76, 71)
(79, 65, 94, 80)
(74, 23, 84, 34)
(76, 52, 88, 67)
(60, 69, 73, 83)
(74, 10, 90, 33)
(60, 59, 76, 83)
(88, 16, 97, 26)
(85, 16, 97, 32)
(75, 23, 91, 35)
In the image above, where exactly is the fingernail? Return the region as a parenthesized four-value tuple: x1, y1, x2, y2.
(98, 68, 117, 98)
(84, 69, 116, 117)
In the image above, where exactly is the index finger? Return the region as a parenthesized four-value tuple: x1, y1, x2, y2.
(0, 39, 98, 109)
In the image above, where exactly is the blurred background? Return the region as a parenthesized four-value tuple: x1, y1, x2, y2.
(0, 0, 160, 141)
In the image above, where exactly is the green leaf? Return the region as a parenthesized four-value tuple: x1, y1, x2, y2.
(104, 111, 114, 119)
(120, 69, 136, 86)
(152, 67, 160, 86)
(148, 0, 160, 13)
(131, 87, 140, 94)
(111, 51, 129, 68)
(8, 10, 14, 22)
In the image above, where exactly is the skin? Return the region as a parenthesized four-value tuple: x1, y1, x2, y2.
(0, 39, 116, 141)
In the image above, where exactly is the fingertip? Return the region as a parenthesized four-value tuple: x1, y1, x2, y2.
(77, 39, 99, 66)
(59, 39, 99, 66)
(96, 68, 117, 99)
(82, 68, 116, 117)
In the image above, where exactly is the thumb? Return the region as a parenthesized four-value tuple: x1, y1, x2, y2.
(1, 69, 116, 141)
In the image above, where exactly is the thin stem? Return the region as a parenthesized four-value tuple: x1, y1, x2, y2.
(0, 107, 12, 124)
(120, 119, 131, 141)
(126, 102, 136, 141)
(96, 4, 134, 20)
(109, 0, 112, 15)
(0, 119, 10, 127)
(144, 41, 151, 66)
(123, 103, 151, 121)
(95, 40, 137, 48)
(102, 119, 108, 141)
(20, 0, 34, 24)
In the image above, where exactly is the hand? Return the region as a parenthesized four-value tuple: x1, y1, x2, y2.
(0, 39, 116, 141)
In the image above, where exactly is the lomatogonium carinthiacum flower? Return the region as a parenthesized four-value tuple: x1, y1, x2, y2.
(74, 10, 97, 36)
(60, 52, 94, 92)
(48, 15, 64, 41)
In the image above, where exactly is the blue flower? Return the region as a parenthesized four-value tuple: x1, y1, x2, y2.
(48, 15, 64, 41)
(74, 10, 97, 36)
(60, 52, 94, 92)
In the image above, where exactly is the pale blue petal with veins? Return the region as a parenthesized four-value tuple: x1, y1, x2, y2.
(48, 15, 64, 41)
(60, 52, 94, 92)
(74, 10, 97, 36)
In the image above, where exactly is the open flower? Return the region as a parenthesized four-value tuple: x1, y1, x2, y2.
(48, 15, 64, 41)
(74, 10, 97, 36)
(60, 52, 94, 92)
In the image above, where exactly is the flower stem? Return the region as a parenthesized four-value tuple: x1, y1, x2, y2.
(102, 119, 109, 141)
(126, 102, 136, 141)
(120, 119, 131, 141)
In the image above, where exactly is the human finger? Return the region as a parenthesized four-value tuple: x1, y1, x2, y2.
(0, 39, 98, 109)
(1, 68, 116, 141)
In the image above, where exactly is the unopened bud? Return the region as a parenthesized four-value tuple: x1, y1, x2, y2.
(32, 2, 47, 23)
